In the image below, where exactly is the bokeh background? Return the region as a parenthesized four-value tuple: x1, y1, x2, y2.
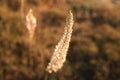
(0, 0, 120, 80)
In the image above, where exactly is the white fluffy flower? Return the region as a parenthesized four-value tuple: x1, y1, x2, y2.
(46, 11, 74, 73)
(26, 9, 37, 39)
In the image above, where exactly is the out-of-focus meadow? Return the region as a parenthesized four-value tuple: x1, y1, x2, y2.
(0, 0, 120, 80)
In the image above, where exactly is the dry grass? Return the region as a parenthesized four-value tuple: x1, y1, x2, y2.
(26, 9, 37, 40)
(0, 0, 120, 80)
(46, 11, 73, 73)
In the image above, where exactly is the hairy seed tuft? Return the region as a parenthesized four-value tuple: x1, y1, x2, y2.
(46, 11, 74, 73)
(26, 9, 37, 39)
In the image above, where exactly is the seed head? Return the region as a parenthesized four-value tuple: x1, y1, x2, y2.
(46, 11, 74, 73)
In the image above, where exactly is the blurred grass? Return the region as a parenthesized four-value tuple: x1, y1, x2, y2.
(0, 0, 120, 80)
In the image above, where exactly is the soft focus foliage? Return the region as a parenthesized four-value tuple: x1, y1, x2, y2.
(0, 0, 120, 80)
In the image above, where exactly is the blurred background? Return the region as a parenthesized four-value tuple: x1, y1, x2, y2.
(0, 0, 120, 80)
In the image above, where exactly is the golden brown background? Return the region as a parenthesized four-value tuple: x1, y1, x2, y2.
(0, 0, 120, 80)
